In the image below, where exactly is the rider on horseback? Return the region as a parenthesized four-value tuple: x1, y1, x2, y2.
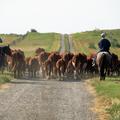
(92, 32, 111, 66)
(98, 32, 111, 53)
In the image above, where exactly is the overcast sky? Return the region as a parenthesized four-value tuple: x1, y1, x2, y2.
(0, 0, 120, 34)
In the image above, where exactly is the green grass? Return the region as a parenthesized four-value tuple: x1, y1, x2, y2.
(0, 74, 12, 84)
(0, 34, 22, 45)
(91, 77, 120, 120)
(8, 32, 61, 56)
(0, 32, 61, 57)
(72, 29, 120, 57)
(92, 77, 120, 99)
(107, 103, 120, 120)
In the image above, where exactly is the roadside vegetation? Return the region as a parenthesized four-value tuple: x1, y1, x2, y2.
(0, 72, 13, 85)
(90, 77, 120, 120)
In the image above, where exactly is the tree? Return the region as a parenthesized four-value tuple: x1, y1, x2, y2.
(31, 29, 37, 32)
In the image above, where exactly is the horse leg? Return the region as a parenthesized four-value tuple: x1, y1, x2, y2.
(18, 70, 20, 78)
(1, 66, 4, 74)
(29, 71, 31, 78)
(62, 66, 66, 80)
(14, 70, 16, 78)
(99, 66, 105, 80)
(28, 70, 30, 78)
(31, 70, 33, 78)
(47, 68, 51, 79)
(74, 69, 77, 80)
(58, 67, 61, 80)
(41, 67, 45, 78)
(99, 68, 103, 80)
(34, 70, 36, 77)
(53, 66, 57, 78)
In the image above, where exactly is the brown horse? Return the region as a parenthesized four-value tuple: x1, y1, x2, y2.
(71, 53, 87, 80)
(28, 57, 39, 78)
(11, 49, 25, 78)
(38, 52, 50, 78)
(96, 52, 112, 80)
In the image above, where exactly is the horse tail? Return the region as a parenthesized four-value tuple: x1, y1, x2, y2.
(99, 53, 106, 80)
(100, 53, 106, 66)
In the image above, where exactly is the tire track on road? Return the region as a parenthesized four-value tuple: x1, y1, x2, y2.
(68, 34, 74, 53)
(59, 34, 65, 53)
(59, 34, 74, 53)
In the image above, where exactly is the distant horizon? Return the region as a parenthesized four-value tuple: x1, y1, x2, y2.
(0, 27, 120, 35)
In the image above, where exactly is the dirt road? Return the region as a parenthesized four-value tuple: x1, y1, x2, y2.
(68, 34, 74, 53)
(0, 79, 96, 120)
(0, 35, 97, 120)
(60, 34, 65, 53)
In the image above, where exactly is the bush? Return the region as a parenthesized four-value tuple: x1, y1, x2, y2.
(116, 43, 120, 48)
(31, 29, 37, 33)
(111, 39, 120, 48)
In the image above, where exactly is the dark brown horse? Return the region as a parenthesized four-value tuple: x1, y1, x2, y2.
(0, 45, 12, 73)
(96, 52, 112, 80)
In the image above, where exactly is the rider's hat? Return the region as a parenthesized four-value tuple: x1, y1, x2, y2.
(101, 32, 106, 38)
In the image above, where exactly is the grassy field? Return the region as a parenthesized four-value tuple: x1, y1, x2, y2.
(11, 32, 61, 56)
(0, 34, 22, 45)
(1, 29, 120, 57)
(72, 29, 120, 57)
(91, 77, 120, 120)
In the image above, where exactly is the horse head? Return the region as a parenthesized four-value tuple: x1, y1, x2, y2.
(2, 45, 12, 56)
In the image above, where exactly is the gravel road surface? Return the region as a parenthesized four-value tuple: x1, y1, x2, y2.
(68, 35, 74, 53)
(0, 78, 96, 120)
(60, 34, 65, 53)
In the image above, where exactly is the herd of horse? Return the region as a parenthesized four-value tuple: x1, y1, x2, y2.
(0, 45, 120, 80)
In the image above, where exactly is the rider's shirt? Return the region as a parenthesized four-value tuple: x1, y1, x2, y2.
(98, 38, 111, 51)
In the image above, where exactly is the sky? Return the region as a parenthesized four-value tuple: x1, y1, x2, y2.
(0, 0, 120, 34)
